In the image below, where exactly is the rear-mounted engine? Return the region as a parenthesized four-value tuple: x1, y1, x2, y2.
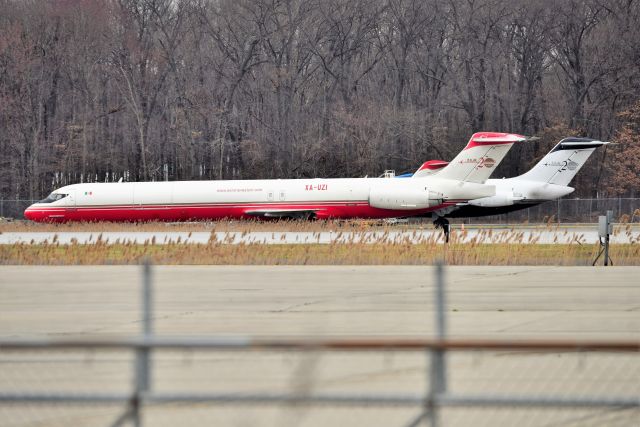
(369, 181, 442, 210)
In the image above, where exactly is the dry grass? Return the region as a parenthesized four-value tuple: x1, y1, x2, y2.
(2, 220, 638, 265)
(1, 241, 638, 265)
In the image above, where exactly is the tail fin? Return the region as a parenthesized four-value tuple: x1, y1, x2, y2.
(413, 160, 449, 178)
(435, 132, 527, 183)
(516, 138, 608, 185)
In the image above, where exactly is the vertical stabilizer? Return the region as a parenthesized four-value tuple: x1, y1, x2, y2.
(435, 132, 527, 183)
(516, 138, 608, 186)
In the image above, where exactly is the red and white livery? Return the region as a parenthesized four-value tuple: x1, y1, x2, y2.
(24, 132, 526, 222)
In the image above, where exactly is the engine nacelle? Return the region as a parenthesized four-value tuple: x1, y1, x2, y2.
(468, 194, 517, 207)
(369, 181, 442, 210)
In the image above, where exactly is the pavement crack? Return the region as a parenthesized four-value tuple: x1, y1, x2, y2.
(271, 284, 429, 313)
(495, 312, 564, 333)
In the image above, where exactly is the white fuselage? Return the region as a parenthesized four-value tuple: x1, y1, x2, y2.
(24, 176, 496, 222)
(467, 178, 574, 208)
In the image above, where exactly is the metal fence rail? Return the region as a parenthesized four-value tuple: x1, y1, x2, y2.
(2, 337, 638, 352)
(0, 263, 638, 427)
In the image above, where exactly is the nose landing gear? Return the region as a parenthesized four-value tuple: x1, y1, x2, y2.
(433, 216, 450, 243)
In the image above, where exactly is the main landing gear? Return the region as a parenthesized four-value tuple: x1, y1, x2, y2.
(433, 216, 450, 243)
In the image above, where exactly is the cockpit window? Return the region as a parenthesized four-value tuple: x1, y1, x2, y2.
(39, 193, 68, 203)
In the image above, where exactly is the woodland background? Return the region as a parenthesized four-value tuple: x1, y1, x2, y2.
(1, 0, 639, 200)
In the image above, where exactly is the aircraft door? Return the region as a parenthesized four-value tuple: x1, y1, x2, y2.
(279, 190, 286, 201)
(64, 189, 77, 221)
(66, 189, 77, 210)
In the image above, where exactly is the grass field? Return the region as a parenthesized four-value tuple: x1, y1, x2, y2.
(2, 241, 638, 265)
(2, 219, 638, 265)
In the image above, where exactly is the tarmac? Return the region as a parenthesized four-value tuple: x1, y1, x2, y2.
(0, 266, 638, 426)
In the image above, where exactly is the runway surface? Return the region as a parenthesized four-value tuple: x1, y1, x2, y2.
(0, 266, 638, 426)
(1, 226, 639, 244)
(2, 265, 637, 338)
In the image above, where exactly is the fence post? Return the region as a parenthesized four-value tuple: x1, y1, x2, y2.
(605, 210, 613, 266)
(132, 260, 153, 427)
(427, 262, 447, 427)
(557, 199, 561, 224)
(618, 197, 622, 219)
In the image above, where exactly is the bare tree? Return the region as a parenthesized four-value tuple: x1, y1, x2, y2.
(1, 0, 639, 201)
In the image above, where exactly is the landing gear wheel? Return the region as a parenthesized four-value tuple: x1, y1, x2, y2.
(433, 217, 450, 243)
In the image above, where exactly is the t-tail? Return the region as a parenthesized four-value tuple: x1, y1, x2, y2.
(514, 137, 608, 186)
(431, 132, 527, 183)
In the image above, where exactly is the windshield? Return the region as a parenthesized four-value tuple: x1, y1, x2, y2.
(39, 193, 68, 203)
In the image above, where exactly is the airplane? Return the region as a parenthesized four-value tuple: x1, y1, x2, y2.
(24, 132, 528, 223)
(406, 137, 609, 230)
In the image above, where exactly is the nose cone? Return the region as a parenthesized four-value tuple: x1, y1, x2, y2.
(24, 205, 40, 221)
(24, 206, 34, 220)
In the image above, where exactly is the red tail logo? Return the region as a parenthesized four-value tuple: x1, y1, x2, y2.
(479, 157, 496, 168)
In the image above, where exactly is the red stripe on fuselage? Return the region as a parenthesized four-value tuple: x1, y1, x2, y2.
(24, 201, 458, 222)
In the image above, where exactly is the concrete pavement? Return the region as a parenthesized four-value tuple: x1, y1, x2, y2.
(0, 266, 638, 426)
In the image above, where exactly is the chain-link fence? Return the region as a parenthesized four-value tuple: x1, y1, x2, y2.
(0, 264, 638, 426)
(464, 198, 640, 224)
(0, 200, 36, 220)
(1, 346, 638, 427)
(2, 198, 640, 223)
